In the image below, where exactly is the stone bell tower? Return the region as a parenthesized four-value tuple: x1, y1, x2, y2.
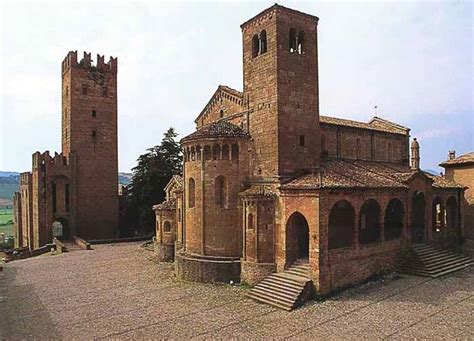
(241, 4, 321, 179)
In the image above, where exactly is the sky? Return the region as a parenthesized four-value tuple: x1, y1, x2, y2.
(0, 0, 472, 173)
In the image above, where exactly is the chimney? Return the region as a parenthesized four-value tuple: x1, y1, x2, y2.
(410, 138, 420, 171)
(448, 150, 456, 160)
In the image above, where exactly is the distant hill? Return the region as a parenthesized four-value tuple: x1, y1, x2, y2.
(0, 171, 20, 178)
(119, 172, 132, 186)
(0, 171, 132, 201)
(0, 175, 19, 201)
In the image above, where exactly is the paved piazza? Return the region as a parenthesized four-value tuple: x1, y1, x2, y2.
(0, 242, 472, 340)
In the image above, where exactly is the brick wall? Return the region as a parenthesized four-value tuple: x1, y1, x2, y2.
(445, 165, 474, 240)
(61, 51, 118, 239)
(183, 138, 249, 257)
(321, 124, 409, 164)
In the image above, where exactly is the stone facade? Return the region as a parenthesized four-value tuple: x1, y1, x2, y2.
(440, 151, 474, 241)
(13, 52, 119, 249)
(153, 4, 466, 293)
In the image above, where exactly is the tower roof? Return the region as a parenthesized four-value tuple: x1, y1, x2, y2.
(181, 121, 250, 143)
(240, 3, 319, 30)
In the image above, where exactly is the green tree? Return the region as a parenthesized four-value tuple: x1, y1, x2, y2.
(125, 127, 182, 235)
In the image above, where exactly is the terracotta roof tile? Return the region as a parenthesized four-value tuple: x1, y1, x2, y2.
(320, 115, 409, 135)
(439, 152, 474, 167)
(152, 198, 176, 211)
(182, 121, 250, 142)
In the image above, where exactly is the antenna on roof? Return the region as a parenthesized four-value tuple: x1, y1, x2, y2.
(374, 105, 378, 116)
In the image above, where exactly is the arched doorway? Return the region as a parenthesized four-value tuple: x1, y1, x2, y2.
(411, 191, 426, 243)
(286, 212, 309, 264)
(52, 218, 69, 241)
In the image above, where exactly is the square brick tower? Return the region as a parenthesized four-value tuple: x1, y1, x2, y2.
(241, 5, 321, 179)
(61, 51, 118, 239)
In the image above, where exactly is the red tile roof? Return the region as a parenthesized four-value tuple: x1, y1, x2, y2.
(280, 159, 463, 190)
(320, 116, 409, 135)
(439, 152, 474, 167)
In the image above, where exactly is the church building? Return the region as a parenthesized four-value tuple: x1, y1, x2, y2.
(151, 4, 467, 306)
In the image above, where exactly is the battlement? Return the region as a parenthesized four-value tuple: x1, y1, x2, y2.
(62, 51, 117, 74)
(20, 172, 32, 184)
(32, 151, 70, 170)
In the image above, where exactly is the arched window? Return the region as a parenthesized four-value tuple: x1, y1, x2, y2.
(221, 145, 230, 160)
(252, 34, 259, 58)
(259, 30, 267, 54)
(231, 144, 239, 160)
(196, 146, 202, 161)
(385, 199, 404, 240)
(215, 176, 227, 208)
(178, 208, 181, 223)
(248, 213, 254, 230)
(446, 196, 458, 229)
(297, 31, 304, 54)
(289, 28, 297, 52)
(329, 200, 355, 249)
(212, 144, 221, 160)
(432, 197, 444, 233)
(203, 145, 211, 160)
(359, 199, 381, 244)
(163, 221, 171, 233)
(188, 178, 195, 208)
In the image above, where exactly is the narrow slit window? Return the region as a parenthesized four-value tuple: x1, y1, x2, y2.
(92, 110, 96, 117)
(299, 135, 305, 147)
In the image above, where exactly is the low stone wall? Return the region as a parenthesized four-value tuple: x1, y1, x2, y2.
(88, 234, 153, 245)
(3, 244, 55, 262)
(327, 239, 404, 291)
(154, 242, 174, 262)
(176, 252, 241, 283)
(241, 261, 276, 286)
(73, 236, 92, 250)
(53, 238, 67, 254)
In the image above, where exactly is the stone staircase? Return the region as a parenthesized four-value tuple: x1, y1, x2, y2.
(397, 244, 472, 278)
(246, 259, 313, 311)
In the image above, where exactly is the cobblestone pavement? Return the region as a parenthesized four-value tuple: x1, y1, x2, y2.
(0, 242, 472, 340)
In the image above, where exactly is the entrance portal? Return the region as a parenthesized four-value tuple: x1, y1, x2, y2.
(286, 212, 309, 264)
(411, 192, 426, 243)
(52, 218, 69, 241)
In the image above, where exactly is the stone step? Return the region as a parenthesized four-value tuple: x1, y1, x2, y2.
(246, 291, 294, 310)
(257, 282, 303, 296)
(397, 244, 472, 278)
(398, 263, 472, 278)
(401, 255, 471, 268)
(264, 276, 305, 290)
(247, 261, 313, 311)
(285, 268, 309, 277)
(270, 272, 309, 284)
(398, 258, 472, 273)
(251, 286, 299, 301)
